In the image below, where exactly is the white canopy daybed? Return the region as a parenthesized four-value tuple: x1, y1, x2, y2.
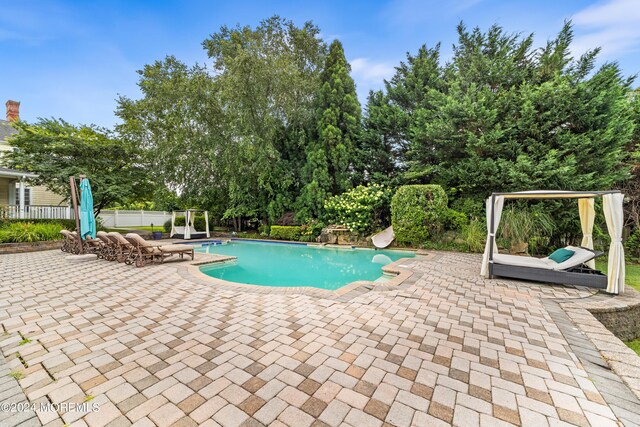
(170, 209, 211, 240)
(480, 190, 625, 294)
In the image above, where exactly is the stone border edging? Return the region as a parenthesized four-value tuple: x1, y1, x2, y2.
(178, 249, 428, 299)
(547, 289, 640, 403)
(0, 240, 63, 255)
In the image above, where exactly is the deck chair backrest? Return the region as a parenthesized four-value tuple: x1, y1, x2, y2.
(97, 231, 111, 245)
(107, 232, 130, 246)
(125, 233, 156, 254)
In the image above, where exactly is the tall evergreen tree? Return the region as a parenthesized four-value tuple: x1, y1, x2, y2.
(298, 39, 362, 220)
(368, 22, 635, 220)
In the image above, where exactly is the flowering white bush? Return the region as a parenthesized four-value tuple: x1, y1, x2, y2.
(324, 184, 387, 233)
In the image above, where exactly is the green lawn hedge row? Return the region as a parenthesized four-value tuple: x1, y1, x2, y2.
(269, 225, 302, 240)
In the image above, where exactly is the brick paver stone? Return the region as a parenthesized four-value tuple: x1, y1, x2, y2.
(0, 249, 637, 427)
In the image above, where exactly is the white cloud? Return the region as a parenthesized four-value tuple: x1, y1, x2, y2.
(571, 0, 640, 58)
(350, 58, 396, 84)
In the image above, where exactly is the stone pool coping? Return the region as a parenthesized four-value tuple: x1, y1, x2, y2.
(179, 243, 427, 298)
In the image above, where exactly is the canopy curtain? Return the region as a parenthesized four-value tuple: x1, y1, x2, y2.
(185, 211, 191, 239)
(481, 196, 505, 277)
(603, 193, 625, 294)
(170, 211, 177, 237)
(204, 211, 211, 238)
(578, 198, 596, 268)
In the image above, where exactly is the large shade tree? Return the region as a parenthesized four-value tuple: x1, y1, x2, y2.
(118, 16, 326, 229)
(4, 119, 152, 214)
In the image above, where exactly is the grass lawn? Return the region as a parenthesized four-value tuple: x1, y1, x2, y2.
(596, 260, 640, 292)
(626, 339, 640, 357)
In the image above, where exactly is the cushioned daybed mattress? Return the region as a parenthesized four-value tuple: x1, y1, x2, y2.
(491, 246, 607, 289)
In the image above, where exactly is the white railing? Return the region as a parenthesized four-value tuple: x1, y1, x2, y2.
(1, 205, 72, 219)
(98, 210, 172, 227)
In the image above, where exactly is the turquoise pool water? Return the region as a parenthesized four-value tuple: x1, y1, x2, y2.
(196, 240, 415, 290)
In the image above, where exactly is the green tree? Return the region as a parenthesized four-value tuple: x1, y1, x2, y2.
(368, 22, 635, 236)
(204, 16, 326, 227)
(298, 39, 361, 220)
(119, 17, 326, 230)
(4, 119, 152, 214)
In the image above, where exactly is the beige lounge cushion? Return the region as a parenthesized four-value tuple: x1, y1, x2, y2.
(493, 254, 555, 270)
(159, 244, 193, 253)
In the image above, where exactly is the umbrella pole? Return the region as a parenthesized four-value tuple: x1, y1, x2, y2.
(69, 175, 84, 254)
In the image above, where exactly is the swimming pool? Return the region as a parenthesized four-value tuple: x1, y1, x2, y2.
(196, 240, 415, 290)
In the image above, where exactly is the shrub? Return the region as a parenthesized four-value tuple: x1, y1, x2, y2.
(463, 218, 486, 252)
(0, 222, 65, 243)
(499, 206, 554, 253)
(391, 185, 448, 245)
(443, 208, 468, 231)
(269, 225, 302, 240)
(0, 218, 77, 230)
(625, 228, 640, 261)
(258, 224, 270, 236)
(299, 219, 324, 242)
(324, 184, 388, 233)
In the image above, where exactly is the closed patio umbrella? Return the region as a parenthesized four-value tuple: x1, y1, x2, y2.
(79, 178, 96, 240)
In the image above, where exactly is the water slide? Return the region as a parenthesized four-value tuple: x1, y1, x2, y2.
(372, 226, 395, 249)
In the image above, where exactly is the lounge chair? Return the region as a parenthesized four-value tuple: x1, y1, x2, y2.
(372, 226, 395, 249)
(60, 230, 80, 253)
(106, 232, 136, 264)
(83, 236, 104, 257)
(124, 233, 195, 267)
(491, 246, 606, 288)
(97, 231, 117, 261)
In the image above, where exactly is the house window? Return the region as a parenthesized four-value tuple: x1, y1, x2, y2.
(15, 188, 31, 206)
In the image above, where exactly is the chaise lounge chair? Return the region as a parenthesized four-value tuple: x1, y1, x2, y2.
(60, 230, 80, 254)
(83, 236, 104, 257)
(124, 233, 195, 267)
(491, 245, 606, 288)
(97, 231, 118, 261)
(107, 232, 136, 264)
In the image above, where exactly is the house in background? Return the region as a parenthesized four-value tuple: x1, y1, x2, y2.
(0, 100, 70, 219)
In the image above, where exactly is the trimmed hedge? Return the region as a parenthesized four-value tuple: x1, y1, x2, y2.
(269, 225, 302, 241)
(391, 185, 448, 245)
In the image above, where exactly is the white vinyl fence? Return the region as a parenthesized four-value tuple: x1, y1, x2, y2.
(98, 210, 172, 228)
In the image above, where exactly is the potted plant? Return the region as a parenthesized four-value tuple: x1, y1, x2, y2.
(151, 223, 163, 240)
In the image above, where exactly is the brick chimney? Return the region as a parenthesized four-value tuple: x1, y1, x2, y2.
(6, 100, 20, 122)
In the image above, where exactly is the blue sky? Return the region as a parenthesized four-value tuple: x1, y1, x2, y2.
(1, 0, 639, 128)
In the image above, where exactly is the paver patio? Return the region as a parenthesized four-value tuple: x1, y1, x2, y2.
(0, 249, 639, 426)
